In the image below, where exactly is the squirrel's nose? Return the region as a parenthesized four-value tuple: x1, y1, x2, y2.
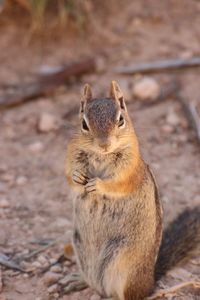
(98, 139, 111, 150)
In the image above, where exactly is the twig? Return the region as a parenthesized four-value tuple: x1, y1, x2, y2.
(0, 266, 2, 292)
(147, 281, 200, 300)
(115, 57, 200, 75)
(0, 253, 25, 273)
(17, 240, 57, 262)
(0, 58, 96, 109)
(39, 254, 75, 274)
(176, 93, 200, 144)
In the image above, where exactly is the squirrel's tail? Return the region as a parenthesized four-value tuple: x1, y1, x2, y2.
(155, 206, 200, 281)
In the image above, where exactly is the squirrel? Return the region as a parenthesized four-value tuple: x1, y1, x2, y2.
(64, 81, 200, 300)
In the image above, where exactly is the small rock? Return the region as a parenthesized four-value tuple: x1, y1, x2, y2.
(151, 163, 160, 170)
(0, 198, 9, 208)
(5, 126, 15, 139)
(161, 124, 174, 134)
(0, 228, 7, 244)
(20, 260, 31, 270)
(180, 50, 193, 59)
(50, 265, 62, 273)
(90, 294, 101, 300)
(53, 293, 59, 299)
(95, 57, 106, 73)
(16, 176, 27, 186)
(52, 218, 71, 229)
(31, 261, 42, 269)
(162, 196, 169, 204)
(133, 77, 160, 101)
(44, 272, 62, 286)
(0, 164, 8, 172)
(38, 113, 58, 133)
(37, 255, 48, 265)
(178, 134, 188, 143)
(47, 284, 59, 294)
(28, 141, 44, 153)
(180, 118, 189, 129)
(49, 258, 57, 265)
(166, 109, 180, 127)
(1, 173, 14, 183)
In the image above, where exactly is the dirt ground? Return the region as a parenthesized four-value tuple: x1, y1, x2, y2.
(0, 1, 200, 300)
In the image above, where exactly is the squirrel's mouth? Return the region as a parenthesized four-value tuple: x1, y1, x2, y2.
(98, 146, 113, 155)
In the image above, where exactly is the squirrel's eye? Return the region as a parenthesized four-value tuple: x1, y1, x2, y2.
(118, 114, 125, 128)
(82, 119, 89, 131)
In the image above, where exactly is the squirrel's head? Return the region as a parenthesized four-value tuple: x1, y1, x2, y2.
(78, 81, 135, 154)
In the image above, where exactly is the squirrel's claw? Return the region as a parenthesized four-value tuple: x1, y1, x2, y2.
(85, 178, 102, 194)
(72, 170, 88, 185)
(59, 273, 87, 294)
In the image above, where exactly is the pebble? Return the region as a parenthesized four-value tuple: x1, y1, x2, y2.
(44, 272, 62, 286)
(5, 126, 15, 139)
(37, 255, 48, 265)
(31, 261, 42, 269)
(95, 56, 106, 73)
(49, 258, 57, 265)
(16, 176, 27, 186)
(47, 284, 59, 294)
(180, 50, 193, 59)
(1, 173, 14, 183)
(161, 124, 174, 134)
(0, 164, 8, 172)
(133, 77, 160, 101)
(38, 113, 58, 133)
(0, 198, 10, 208)
(54, 218, 71, 228)
(50, 265, 62, 273)
(166, 109, 180, 127)
(28, 141, 44, 153)
(52, 293, 59, 299)
(0, 228, 7, 244)
(178, 134, 188, 143)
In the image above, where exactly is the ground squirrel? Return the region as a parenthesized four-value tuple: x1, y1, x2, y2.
(64, 81, 200, 300)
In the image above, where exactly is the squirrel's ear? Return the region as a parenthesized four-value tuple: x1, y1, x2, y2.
(80, 84, 93, 114)
(110, 81, 126, 110)
(83, 83, 93, 102)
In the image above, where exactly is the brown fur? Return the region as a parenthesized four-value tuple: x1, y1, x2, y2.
(65, 82, 199, 300)
(155, 206, 200, 280)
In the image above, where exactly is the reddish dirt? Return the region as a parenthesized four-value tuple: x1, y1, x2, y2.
(0, 1, 200, 300)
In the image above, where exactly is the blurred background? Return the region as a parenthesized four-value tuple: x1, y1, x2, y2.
(0, 1, 199, 299)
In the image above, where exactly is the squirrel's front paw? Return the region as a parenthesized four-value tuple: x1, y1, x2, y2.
(72, 170, 88, 185)
(85, 178, 102, 194)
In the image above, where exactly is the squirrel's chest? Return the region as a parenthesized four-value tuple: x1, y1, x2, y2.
(88, 156, 113, 178)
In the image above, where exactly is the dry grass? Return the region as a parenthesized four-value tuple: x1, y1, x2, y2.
(1, 0, 92, 34)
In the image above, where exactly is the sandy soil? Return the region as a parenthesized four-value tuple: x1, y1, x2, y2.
(0, 1, 200, 299)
